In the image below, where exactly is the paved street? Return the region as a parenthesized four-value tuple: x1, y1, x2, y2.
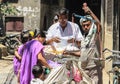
(0, 55, 17, 84)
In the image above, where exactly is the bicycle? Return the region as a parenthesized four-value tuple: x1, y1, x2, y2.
(103, 48, 120, 84)
(0, 29, 33, 55)
(0, 34, 21, 55)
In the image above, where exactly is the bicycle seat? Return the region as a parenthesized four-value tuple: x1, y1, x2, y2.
(6, 34, 16, 38)
(113, 61, 120, 67)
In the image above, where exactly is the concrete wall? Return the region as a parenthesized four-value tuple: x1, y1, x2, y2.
(102, 0, 113, 83)
(1, 0, 65, 32)
(16, 0, 41, 31)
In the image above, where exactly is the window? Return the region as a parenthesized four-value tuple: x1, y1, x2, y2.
(50, 0, 59, 5)
(1, 0, 18, 3)
(5, 17, 24, 32)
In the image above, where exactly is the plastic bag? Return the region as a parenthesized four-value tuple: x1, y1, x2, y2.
(73, 63, 82, 82)
(67, 62, 82, 82)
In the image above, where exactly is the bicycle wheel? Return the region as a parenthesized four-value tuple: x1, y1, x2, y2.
(113, 76, 118, 84)
(7, 40, 20, 55)
(9, 39, 20, 49)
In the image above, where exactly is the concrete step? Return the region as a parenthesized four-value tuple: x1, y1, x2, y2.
(0, 65, 17, 84)
(0, 44, 8, 58)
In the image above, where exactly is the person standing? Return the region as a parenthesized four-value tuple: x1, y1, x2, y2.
(19, 30, 51, 84)
(46, 8, 83, 49)
(64, 2, 102, 84)
(79, 3, 102, 84)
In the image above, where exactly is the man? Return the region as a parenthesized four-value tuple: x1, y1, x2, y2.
(79, 15, 102, 84)
(46, 8, 83, 50)
(66, 3, 102, 84)
(79, 3, 102, 84)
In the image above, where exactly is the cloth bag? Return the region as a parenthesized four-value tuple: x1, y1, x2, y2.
(44, 65, 69, 84)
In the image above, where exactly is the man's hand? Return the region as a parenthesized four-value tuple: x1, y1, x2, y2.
(67, 38, 75, 43)
(52, 37, 61, 43)
(82, 3, 91, 14)
(46, 37, 61, 44)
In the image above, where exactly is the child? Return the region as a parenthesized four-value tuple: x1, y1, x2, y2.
(31, 65, 44, 84)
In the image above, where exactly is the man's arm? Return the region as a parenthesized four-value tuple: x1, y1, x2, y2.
(82, 3, 101, 33)
(46, 27, 61, 44)
(82, 3, 102, 57)
(63, 51, 80, 57)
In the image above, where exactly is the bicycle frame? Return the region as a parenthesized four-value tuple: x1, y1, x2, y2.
(103, 48, 120, 84)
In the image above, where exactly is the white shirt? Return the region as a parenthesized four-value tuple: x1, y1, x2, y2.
(46, 21, 83, 51)
(46, 21, 83, 41)
(30, 78, 44, 84)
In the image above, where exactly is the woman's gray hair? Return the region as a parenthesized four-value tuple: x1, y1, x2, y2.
(79, 15, 93, 25)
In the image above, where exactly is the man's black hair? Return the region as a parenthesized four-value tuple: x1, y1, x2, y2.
(32, 65, 43, 78)
(58, 8, 69, 16)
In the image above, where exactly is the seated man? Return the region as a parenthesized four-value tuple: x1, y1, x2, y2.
(46, 8, 83, 52)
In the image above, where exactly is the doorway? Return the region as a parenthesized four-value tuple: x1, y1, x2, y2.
(65, 0, 101, 31)
(113, 0, 120, 50)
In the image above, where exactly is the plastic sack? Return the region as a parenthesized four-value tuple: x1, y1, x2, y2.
(73, 63, 82, 82)
(67, 61, 82, 82)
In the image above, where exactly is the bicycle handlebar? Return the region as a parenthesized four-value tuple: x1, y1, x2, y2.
(102, 48, 108, 52)
(22, 30, 30, 33)
(102, 48, 120, 54)
(105, 55, 120, 60)
(6, 34, 20, 38)
(54, 57, 79, 64)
